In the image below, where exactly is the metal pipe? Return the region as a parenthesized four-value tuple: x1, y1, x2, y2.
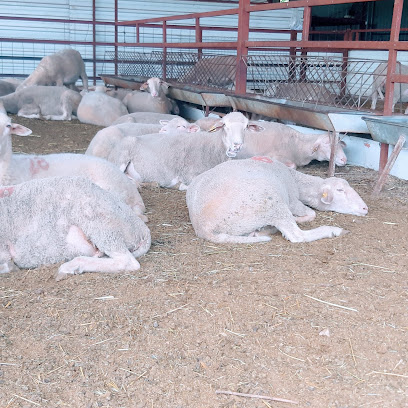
(235, 0, 250, 95)
(115, 0, 118, 77)
(92, 0, 97, 85)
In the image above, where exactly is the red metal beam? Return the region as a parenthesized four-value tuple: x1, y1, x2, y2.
(115, 41, 238, 49)
(236, 0, 250, 94)
(118, 8, 240, 25)
(113, 39, 408, 52)
(247, 0, 380, 12)
(117, 0, 379, 26)
(244, 40, 408, 51)
(0, 15, 114, 25)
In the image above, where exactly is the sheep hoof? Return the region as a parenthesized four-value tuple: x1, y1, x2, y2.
(55, 264, 82, 281)
(55, 271, 69, 281)
(339, 229, 350, 236)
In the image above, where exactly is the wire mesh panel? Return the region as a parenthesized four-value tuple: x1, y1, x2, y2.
(102, 50, 407, 113)
(107, 50, 238, 91)
(245, 54, 389, 111)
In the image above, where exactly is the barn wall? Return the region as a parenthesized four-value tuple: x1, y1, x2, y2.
(0, 0, 302, 79)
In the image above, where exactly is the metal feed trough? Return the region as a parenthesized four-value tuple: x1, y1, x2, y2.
(362, 116, 408, 195)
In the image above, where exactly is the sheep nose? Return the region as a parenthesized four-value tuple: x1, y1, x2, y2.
(234, 143, 243, 151)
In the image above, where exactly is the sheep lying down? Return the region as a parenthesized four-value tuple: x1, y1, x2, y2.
(85, 117, 198, 160)
(186, 157, 368, 244)
(0, 177, 151, 281)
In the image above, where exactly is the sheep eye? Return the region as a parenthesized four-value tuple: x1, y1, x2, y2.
(337, 188, 344, 192)
(6, 124, 11, 128)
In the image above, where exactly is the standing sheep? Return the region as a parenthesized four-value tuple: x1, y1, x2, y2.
(370, 62, 408, 114)
(107, 112, 263, 190)
(0, 113, 147, 221)
(186, 157, 368, 244)
(17, 48, 88, 91)
(0, 177, 151, 281)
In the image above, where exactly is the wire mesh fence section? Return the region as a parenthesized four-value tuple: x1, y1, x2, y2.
(102, 51, 407, 113)
(177, 54, 237, 90)
(106, 50, 238, 91)
(245, 54, 387, 111)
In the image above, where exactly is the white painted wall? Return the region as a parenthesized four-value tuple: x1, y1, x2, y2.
(0, 1, 301, 80)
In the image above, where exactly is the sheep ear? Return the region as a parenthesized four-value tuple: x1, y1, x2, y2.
(11, 123, 32, 136)
(188, 124, 201, 133)
(208, 121, 224, 132)
(247, 122, 264, 132)
(140, 82, 148, 91)
(320, 185, 334, 204)
(312, 135, 329, 153)
(160, 81, 170, 89)
(159, 120, 169, 125)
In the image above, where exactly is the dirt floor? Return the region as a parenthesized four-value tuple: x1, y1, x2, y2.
(1, 116, 408, 408)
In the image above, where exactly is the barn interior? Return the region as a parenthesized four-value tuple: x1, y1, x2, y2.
(0, 2, 408, 408)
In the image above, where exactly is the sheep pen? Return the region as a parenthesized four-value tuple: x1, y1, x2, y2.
(2, 115, 407, 408)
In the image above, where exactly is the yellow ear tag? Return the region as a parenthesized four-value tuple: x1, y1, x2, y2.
(208, 126, 217, 133)
(322, 192, 328, 198)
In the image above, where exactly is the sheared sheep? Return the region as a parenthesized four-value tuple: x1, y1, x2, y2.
(186, 157, 368, 244)
(0, 177, 151, 281)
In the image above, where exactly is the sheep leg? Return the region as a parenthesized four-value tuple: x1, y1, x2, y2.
(275, 218, 347, 243)
(202, 232, 272, 244)
(0, 260, 20, 274)
(81, 70, 89, 91)
(289, 200, 316, 223)
(249, 225, 278, 236)
(0, 245, 20, 274)
(55, 250, 140, 281)
(43, 94, 72, 120)
(17, 104, 41, 119)
(371, 88, 378, 110)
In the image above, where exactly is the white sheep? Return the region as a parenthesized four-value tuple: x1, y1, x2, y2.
(0, 85, 82, 120)
(268, 82, 335, 104)
(235, 121, 347, 168)
(180, 55, 237, 88)
(107, 112, 263, 190)
(0, 79, 18, 97)
(186, 157, 368, 244)
(112, 112, 182, 125)
(77, 86, 129, 126)
(194, 116, 220, 131)
(370, 62, 408, 114)
(0, 176, 151, 281)
(122, 77, 179, 115)
(17, 48, 88, 91)
(85, 117, 199, 159)
(0, 113, 147, 221)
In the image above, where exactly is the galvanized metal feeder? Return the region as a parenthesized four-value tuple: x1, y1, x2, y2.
(362, 116, 408, 195)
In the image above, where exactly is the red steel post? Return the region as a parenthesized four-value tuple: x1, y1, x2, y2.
(114, 0, 118, 77)
(380, 0, 404, 172)
(162, 21, 167, 80)
(235, 0, 250, 95)
(92, 0, 97, 85)
(195, 18, 203, 60)
(289, 30, 297, 82)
